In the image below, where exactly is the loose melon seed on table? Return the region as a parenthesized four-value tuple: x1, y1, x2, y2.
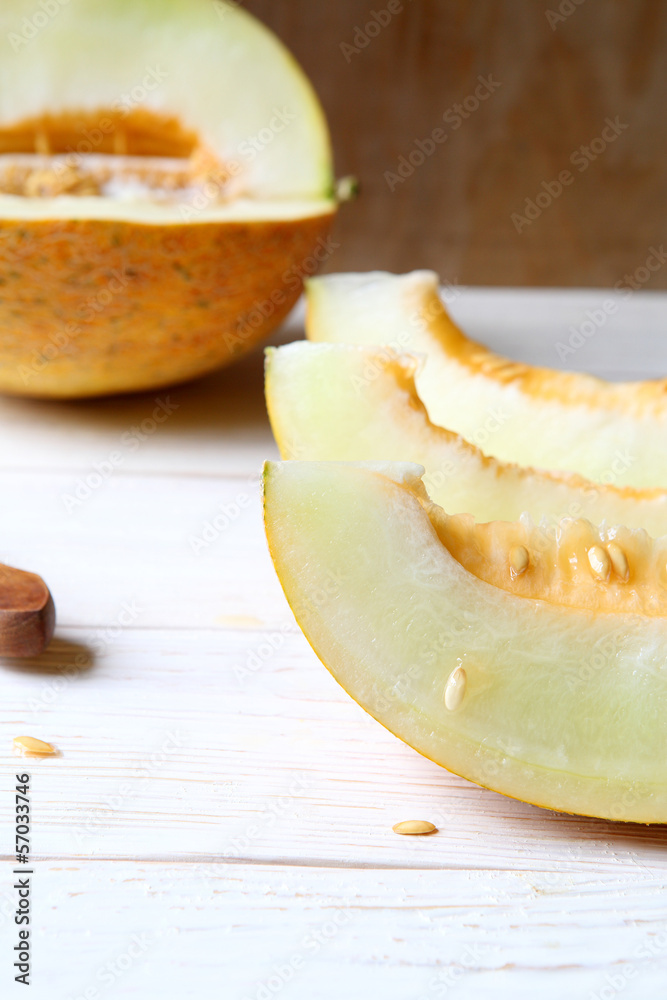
(13, 736, 57, 757)
(392, 821, 438, 836)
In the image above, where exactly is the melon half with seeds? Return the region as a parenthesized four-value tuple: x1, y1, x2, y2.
(306, 271, 667, 488)
(0, 0, 335, 397)
(264, 460, 667, 822)
(265, 341, 667, 535)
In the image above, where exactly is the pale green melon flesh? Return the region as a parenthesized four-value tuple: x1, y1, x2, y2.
(264, 460, 667, 822)
(0, 0, 334, 214)
(265, 342, 667, 534)
(305, 271, 667, 489)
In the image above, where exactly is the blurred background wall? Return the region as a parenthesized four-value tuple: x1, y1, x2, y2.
(245, 0, 667, 288)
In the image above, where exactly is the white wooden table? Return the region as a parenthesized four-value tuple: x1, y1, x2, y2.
(2, 287, 667, 1000)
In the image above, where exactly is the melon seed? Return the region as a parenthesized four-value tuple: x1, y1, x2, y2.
(509, 544, 529, 578)
(13, 735, 56, 756)
(587, 545, 611, 581)
(392, 820, 437, 835)
(444, 665, 467, 711)
(607, 542, 629, 582)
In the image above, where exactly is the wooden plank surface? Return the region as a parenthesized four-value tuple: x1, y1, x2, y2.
(8, 863, 667, 999)
(1, 290, 667, 998)
(245, 0, 667, 289)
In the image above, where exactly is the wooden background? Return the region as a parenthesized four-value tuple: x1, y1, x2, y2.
(246, 0, 667, 288)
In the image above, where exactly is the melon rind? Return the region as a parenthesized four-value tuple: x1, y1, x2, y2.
(265, 341, 667, 535)
(264, 459, 667, 823)
(306, 271, 667, 489)
(0, 0, 336, 396)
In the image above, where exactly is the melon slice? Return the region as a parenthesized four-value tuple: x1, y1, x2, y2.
(264, 459, 667, 822)
(0, 0, 335, 397)
(306, 271, 667, 489)
(265, 341, 667, 535)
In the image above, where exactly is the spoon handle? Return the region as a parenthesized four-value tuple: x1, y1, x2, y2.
(0, 564, 56, 657)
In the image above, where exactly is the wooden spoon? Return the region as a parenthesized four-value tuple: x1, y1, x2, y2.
(0, 564, 55, 657)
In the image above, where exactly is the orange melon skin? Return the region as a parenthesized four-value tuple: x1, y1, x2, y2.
(0, 210, 335, 397)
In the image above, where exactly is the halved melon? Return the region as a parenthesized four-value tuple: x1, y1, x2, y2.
(265, 341, 667, 534)
(264, 460, 667, 822)
(306, 271, 667, 488)
(0, 0, 335, 397)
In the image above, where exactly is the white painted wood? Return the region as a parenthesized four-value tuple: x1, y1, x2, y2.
(0, 863, 663, 1000)
(2, 289, 667, 998)
(0, 472, 283, 629)
(3, 627, 667, 876)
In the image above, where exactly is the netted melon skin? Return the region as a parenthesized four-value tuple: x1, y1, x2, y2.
(0, 211, 333, 397)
